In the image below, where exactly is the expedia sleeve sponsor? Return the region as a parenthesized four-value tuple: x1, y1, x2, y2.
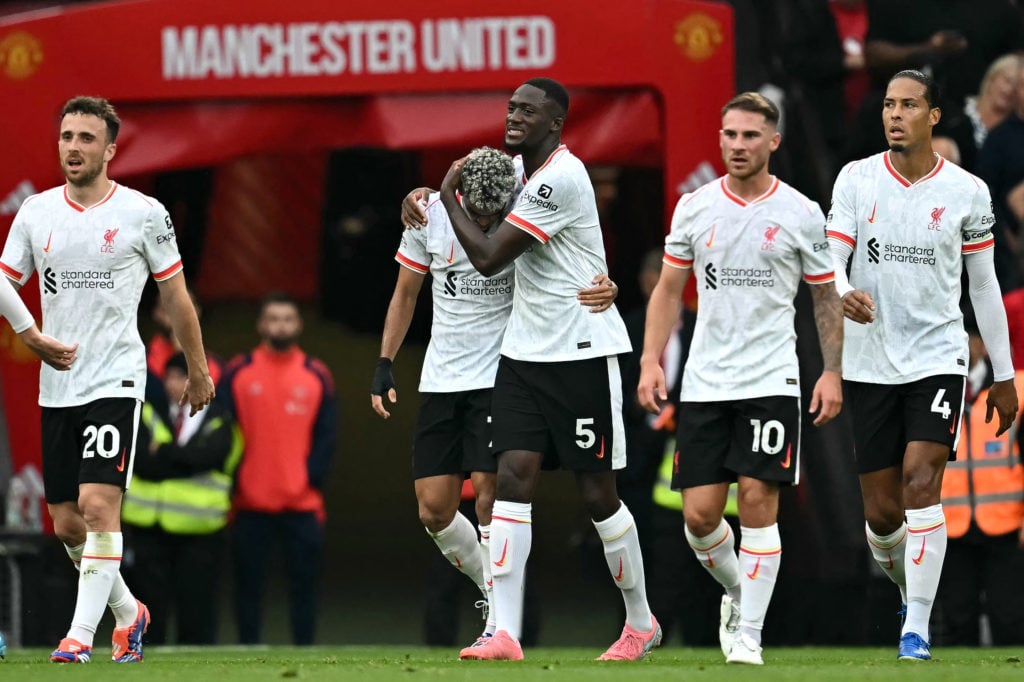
(522, 188, 560, 212)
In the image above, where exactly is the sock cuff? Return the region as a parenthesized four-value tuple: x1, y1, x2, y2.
(739, 523, 781, 552)
(865, 520, 908, 548)
(906, 504, 945, 534)
(492, 500, 532, 523)
(592, 503, 635, 541)
(684, 518, 731, 551)
(64, 541, 86, 563)
(83, 531, 123, 560)
(477, 524, 491, 540)
(427, 511, 472, 539)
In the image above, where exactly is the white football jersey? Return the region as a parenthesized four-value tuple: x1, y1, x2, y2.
(501, 145, 631, 361)
(665, 176, 834, 401)
(827, 152, 994, 383)
(1, 183, 182, 407)
(396, 193, 515, 392)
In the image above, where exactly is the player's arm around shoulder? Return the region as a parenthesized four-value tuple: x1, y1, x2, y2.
(809, 280, 844, 426)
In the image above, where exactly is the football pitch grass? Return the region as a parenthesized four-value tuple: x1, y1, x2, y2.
(1, 646, 1021, 681)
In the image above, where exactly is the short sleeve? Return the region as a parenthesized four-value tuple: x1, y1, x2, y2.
(506, 171, 581, 244)
(663, 193, 695, 269)
(961, 181, 996, 255)
(395, 195, 435, 273)
(0, 209, 37, 285)
(826, 163, 859, 250)
(797, 203, 834, 283)
(144, 202, 184, 281)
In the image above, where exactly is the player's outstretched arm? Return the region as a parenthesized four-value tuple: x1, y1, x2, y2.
(372, 266, 425, 419)
(401, 187, 435, 229)
(809, 281, 844, 426)
(157, 273, 214, 415)
(577, 273, 618, 312)
(638, 264, 689, 414)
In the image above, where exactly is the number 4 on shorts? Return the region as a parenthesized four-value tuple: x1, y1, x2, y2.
(930, 388, 951, 420)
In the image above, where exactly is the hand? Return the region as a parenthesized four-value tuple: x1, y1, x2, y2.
(180, 373, 215, 416)
(371, 357, 397, 419)
(440, 157, 468, 200)
(809, 370, 843, 426)
(1006, 180, 1024, 223)
(19, 326, 78, 371)
(402, 187, 433, 229)
(637, 362, 668, 414)
(578, 274, 618, 312)
(929, 29, 967, 55)
(842, 289, 875, 324)
(985, 378, 1018, 437)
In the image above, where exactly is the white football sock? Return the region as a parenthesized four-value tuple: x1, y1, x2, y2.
(489, 501, 532, 640)
(903, 505, 947, 641)
(427, 512, 485, 592)
(737, 524, 782, 646)
(685, 518, 741, 602)
(593, 503, 654, 632)
(66, 532, 123, 646)
(865, 521, 908, 605)
(65, 540, 137, 628)
(478, 524, 496, 635)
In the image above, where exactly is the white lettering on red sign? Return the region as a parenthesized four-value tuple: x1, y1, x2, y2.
(162, 17, 555, 80)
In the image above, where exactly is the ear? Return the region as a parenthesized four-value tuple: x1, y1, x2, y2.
(104, 142, 117, 164)
(769, 131, 782, 152)
(550, 115, 565, 134)
(929, 106, 941, 127)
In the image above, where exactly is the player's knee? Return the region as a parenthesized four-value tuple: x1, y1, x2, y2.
(683, 508, 722, 538)
(864, 507, 903, 536)
(418, 504, 455, 533)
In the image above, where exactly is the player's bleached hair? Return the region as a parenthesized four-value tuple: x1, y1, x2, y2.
(889, 69, 940, 109)
(722, 92, 780, 127)
(60, 96, 121, 142)
(460, 147, 516, 215)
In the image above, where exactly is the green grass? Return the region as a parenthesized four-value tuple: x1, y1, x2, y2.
(1, 646, 1022, 681)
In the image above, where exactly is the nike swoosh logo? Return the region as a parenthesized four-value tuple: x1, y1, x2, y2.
(780, 444, 792, 469)
(705, 224, 716, 248)
(446, 241, 455, 264)
(43, 230, 53, 253)
(493, 539, 509, 568)
(885, 553, 894, 570)
(912, 537, 926, 565)
(949, 413, 957, 435)
(115, 447, 127, 473)
(705, 553, 715, 568)
(867, 201, 877, 224)
(596, 436, 605, 460)
(746, 556, 762, 580)
(614, 558, 624, 582)
(486, 579, 493, 588)
(454, 556, 462, 569)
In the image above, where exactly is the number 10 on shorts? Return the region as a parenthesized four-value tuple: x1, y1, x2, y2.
(749, 418, 785, 455)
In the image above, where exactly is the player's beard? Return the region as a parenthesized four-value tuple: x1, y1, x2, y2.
(889, 142, 906, 153)
(266, 334, 298, 352)
(64, 161, 103, 188)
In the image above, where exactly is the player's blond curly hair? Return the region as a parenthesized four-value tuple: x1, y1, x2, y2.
(460, 147, 516, 215)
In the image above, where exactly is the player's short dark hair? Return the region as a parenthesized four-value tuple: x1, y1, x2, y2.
(164, 351, 189, 376)
(259, 291, 300, 316)
(721, 92, 780, 127)
(461, 147, 517, 215)
(889, 69, 940, 108)
(60, 96, 121, 142)
(523, 77, 569, 116)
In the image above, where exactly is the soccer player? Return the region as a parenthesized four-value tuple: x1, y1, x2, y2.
(0, 96, 214, 663)
(375, 146, 618, 650)
(637, 92, 844, 666)
(431, 78, 660, 661)
(826, 70, 1018, 661)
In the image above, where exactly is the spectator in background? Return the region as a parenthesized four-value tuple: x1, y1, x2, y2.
(218, 293, 337, 645)
(830, 0, 870, 123)
(936, 329, 1024, 646)
(122, 352, 242, 645)
(977, 56, 1024, 291)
